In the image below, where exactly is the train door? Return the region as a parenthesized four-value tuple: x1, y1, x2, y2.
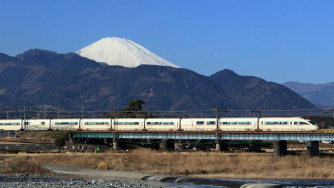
(114, 120, 117, 130)
(293, 122, 301, 130)
(244, 123, 248, 130)
(259, 121, 264, 130)
(253, 121, 257, 130)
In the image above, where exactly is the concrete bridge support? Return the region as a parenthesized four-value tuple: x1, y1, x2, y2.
(150, 140, 160, 150)
(216, 139, 229, 152)
(274, 140, 287, 157)
(249, 141, 262, 152)
(113, 133, 119, 150)
(69, 137, 74, 144)
(161, 139, 175, 151)
(195, 139, 202, 151)
(307, 141, 319, 156)
(103, 138, 108, 144)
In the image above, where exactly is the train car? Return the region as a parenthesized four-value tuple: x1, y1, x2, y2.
(145, 118, 180, 130)
(51, 119, 80, 130)
(113, 118, 145, 130)
(25, 119, 51, 130)
(180, 118, 217, 131)
(80, 118, 112, 130)
(219, 117, 258, 131)
(259, 117, 319, 131)
(0, 119, 23, 130)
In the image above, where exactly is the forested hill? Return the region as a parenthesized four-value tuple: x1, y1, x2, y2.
(0, 49, 238, 111)
(209, 69, 316, 110)
(0, 49, 317, 111)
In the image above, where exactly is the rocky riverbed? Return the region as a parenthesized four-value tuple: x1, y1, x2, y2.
(0, 174, 171, 188)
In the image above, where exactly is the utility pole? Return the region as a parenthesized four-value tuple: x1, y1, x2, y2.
(81, 105, 84, 118)
(216, 105, 219, 130)
(113, 107, 116, 119)
(23, 106, 26, 120)
(23, 106, 26, 130)
(58, 110, 60, 118)
(44, 103, 47, 118)
(6, 111, 9, 119)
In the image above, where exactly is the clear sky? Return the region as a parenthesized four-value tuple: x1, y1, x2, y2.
(1, 1, 334, 84)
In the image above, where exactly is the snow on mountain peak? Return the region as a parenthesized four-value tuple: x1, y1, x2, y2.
(76, 37, 179, 68)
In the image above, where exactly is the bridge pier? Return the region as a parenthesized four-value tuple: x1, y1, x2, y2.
(307, 141, 319, 156)
(68, 133, 73, 144)
(113, 133, 118, 150)
(161, 139, 175, 151)
(150, 140, 160, 150)
(274, 140, 287, 157)
(69, 137, 74, 144)
(195, 139, 202, 151)
(249, 141, 262, 152)
(216, 139, 229, 152)
(103, 138, 109, 144)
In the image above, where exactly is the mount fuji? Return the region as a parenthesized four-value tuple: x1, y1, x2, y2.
(76, 37, 179, 68)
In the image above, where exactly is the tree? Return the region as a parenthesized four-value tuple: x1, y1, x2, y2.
(55, 136, 66, 153)
(124, 99, 145, 112)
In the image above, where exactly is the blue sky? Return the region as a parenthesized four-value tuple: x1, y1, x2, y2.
(1, 1, 334, 84)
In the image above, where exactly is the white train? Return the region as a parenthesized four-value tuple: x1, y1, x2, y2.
(0, 117, 319, 131)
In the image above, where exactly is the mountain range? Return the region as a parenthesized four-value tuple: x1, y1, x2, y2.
(210, 71, 315, 110)
(283, 81, 334, 106)
(0, 48, 316, 111)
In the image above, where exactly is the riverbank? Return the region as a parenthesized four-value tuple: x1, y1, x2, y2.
(0, 149, 333, 179)
(0, 174, 168, 188)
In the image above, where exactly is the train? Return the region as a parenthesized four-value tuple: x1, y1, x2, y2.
(0, 117, 319, 131)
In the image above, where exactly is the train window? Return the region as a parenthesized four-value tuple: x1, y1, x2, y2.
(294, 122, 308, 125)
(308, 121, 316, 125)
(55, 122, 78, 125)
(161, 122, 174, 125)
(151, 122, 159, 125)
(85, 122, 110, 125)
(41, 122, 45, 125)
(206, 121, 216, 125)
(221, 122, 251, 125)
(0, 123, 20, 125)
(147, 122, 174, 125)
(24, 122, 30, 125)
(265, 122, 288, 125)
(196, 121, 204, 125)
(147, 122, 160, 125)
(115, 122, 139, 125)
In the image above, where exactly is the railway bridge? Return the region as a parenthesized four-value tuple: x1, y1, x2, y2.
(70, 129, 334, 157)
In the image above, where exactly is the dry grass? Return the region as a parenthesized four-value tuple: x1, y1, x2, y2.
(1, 149, 334, 179)
(0, 156, 50, 174)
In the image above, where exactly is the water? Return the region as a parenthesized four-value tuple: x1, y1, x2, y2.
(164, 177, 334, 188)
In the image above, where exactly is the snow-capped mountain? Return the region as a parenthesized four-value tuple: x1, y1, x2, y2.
(76, 37, 179, 68)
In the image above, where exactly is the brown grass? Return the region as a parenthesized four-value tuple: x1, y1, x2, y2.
(1, 149, 334, 179)
(0, 156, 50, 174)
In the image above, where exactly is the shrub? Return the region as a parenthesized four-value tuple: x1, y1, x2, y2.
(55, 136, 66, 152)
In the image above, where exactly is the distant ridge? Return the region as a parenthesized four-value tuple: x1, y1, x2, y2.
(76, 37, 179, 68)
(210, 69, 316, 110)
(283, 81, 334, 105)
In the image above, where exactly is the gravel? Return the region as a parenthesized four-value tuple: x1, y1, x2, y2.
(0, 174, 171, 188)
